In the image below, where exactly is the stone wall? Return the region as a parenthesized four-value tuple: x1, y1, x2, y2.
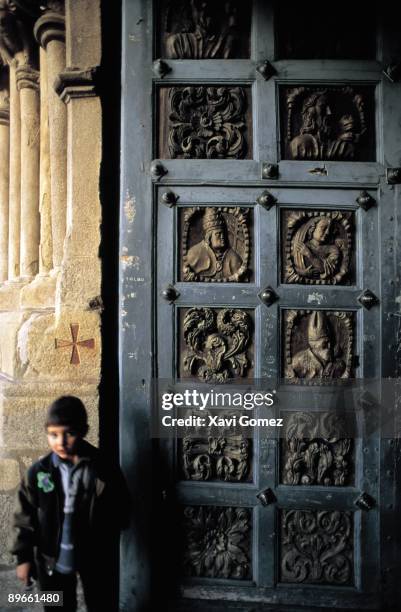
(0, 0, 102, 575)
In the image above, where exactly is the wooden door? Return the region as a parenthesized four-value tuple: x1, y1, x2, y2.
(120, 2, 401, 610)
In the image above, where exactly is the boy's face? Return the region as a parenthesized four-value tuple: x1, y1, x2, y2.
(46, 425, 81, 460)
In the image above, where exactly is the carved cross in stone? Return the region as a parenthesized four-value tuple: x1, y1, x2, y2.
(55, 323, 95, 365)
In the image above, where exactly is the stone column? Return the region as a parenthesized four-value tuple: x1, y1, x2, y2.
(34, 11, 66, 272)
(7, 63, 21, 281)
(16, 65, 40, 280)
(0, 82, 10, 283)
(38, 47, 52, 274)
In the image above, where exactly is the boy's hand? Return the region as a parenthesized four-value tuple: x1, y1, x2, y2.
(16, 562, 32, 586)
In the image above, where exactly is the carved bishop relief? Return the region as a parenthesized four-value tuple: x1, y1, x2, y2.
(281, 86, 375, 161)
(160, 0, 251, 59)
(182, 505, 252, 579)
(281, 412, 353, 486)
(181, 207, 251, 282)
(284, 310, 354, 380)
(159, 86, 251, 159)
(281, 510, 353, 585)
(282, 210, 354, 285)
(181, 420, 251, 482)
(180, 307, 253, 382)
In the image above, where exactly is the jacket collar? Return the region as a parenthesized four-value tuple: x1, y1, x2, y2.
(38, 440, 98, 471)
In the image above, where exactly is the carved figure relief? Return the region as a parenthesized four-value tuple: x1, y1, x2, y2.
(181, 207, 251, 282)
(161, 86, 250, 159)
(282, 86, 374, 161)
(281, 510, 353, 585)
(282, 210, 354, 285)
(183, 505, 251, 579)
(161, 0, 250, 59)
(284, 310, 354, 380)
(181, 307, 253, 382)
(182, 416, 251, 481)
(281, 412, 353, 486)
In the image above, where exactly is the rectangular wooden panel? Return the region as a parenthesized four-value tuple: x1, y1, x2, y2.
(280, 509, 354, 586)
(281, 209, 356, 285)
(279, 84, 376, 161)
(157, 0, 252, 59)
(158, 85, 253, 159)
(178, 307, 255, 381)
(179, 206, 253, 282)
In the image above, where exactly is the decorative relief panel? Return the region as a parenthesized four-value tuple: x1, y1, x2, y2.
(276, 4, 375, 59)
(280, 85, 375, 161)
(284, 310, 354, 380)
(281, 510, 353, 585)
(182, 505, 252, 579)
(159, 86, 252, 159)
(179, 307, 253, 381)
(281, 412, 353, 486)
(282, 210, 355, 285)
(180, 411, 251, 482)
(159, 0, 251, 59)
(180, 206, 252, 282)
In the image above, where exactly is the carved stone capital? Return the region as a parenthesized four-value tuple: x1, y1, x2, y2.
(34, 11, 65, 48)
(16, 64, 39, 91)
(54, 66, 98, 103)
(0, 106, 9, 125)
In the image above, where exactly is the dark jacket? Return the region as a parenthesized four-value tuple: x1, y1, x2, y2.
(11, 440, 130, 574)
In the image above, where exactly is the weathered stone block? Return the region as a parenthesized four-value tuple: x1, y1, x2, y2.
(0, 459, 20, 491)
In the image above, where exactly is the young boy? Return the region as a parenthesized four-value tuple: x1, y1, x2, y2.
(11, 395, 129, 611)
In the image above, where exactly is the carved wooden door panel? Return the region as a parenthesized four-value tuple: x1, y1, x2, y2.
(120, 1, 401, 610)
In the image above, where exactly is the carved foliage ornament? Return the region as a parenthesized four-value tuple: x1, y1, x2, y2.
(281, 510, 353, 585)
(162, 0, 250, 59)
(284, 310, 354, 380)
(168, 86, 248, 159)
(283, 210, 353, 285)
(182, 206, 251, 282)
(282, 412, 353, 486)
(183, 505, 251, 579)
(182, 416, 251, 482)
(182, 307, 252, 382)
(283, 86, 373, 161)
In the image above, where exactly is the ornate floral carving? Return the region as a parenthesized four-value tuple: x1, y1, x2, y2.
(181, 207, 251, 282)
(183, 505, 251, 579)
(182, 416, 251, 481)
(284, 310, 354, 380)
(167, 86, 248, 159)
(283, 210, 354, 285)
(283, 86, 374, 161)
(162, 0, 249, 59)
(181, 307, 252, 381)
(281, 510, 353, 585)
(281, 412, 353, 486)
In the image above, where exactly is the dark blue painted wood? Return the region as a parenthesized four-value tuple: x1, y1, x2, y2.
(120, 1, 400, 609)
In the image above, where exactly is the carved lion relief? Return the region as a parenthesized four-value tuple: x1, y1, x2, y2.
(180, 307, 253, 381)
(284, 310, 354, 380)
(282, 210, 354, 285)
(281, 510, 353, 585)
(160, 86, 250, 159)
(183, 505, 252, 579)
(281, 86, 375, 161)
(160, 0, 251, 59)
(181, 206, 251, 282)
(281, 412, 353, 486)
(181, 420, 251, 482)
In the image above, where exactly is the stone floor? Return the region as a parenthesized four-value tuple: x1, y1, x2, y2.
(0, 568, 85, 612)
